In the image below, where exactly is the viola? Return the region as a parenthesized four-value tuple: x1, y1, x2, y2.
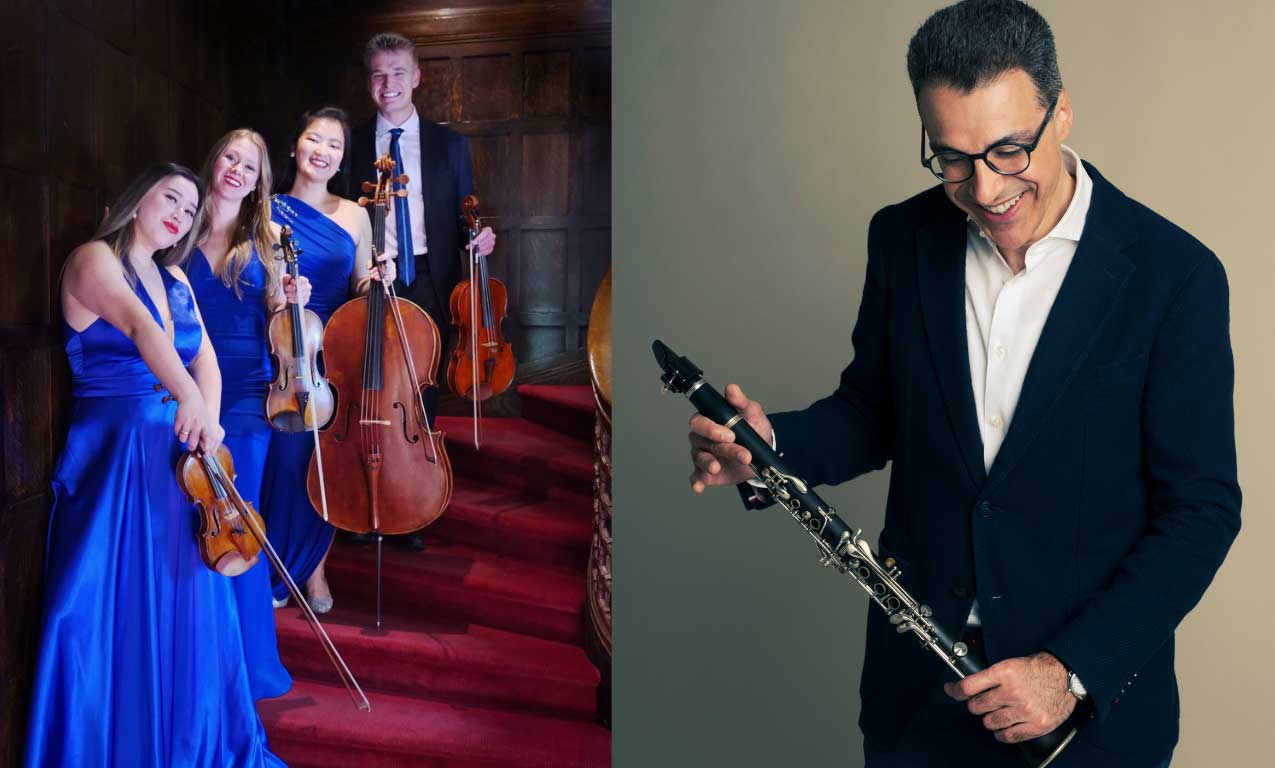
(307, 154, 453, 627)
(176, 445, 369, 710)
(265, 225, 335, 433)
(446, 195, 515, 448)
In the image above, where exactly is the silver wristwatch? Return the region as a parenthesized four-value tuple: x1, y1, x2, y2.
(1066, 670, 1088, 701)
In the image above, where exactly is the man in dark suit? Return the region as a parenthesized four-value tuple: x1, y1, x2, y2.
(687, 2, 1239, 766)
(347, 31, 496, 550)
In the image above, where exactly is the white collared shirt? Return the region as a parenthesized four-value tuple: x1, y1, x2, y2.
(375, 107, 428, 258)
(965, 144, 1091, 626)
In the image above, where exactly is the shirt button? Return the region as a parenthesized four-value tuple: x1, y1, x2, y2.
(989, 415, 1003, 429)
(976, 501, 995, 519)
(993, 344, 1007, 359)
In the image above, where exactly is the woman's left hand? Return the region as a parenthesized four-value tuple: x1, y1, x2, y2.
(282, 274, 312, 308)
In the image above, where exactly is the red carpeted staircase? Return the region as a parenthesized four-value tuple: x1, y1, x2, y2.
(259, 385, 610, 767)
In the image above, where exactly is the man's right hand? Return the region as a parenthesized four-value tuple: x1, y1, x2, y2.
(688, 383, 773, 492)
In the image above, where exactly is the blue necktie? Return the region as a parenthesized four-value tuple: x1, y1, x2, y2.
(388, 127, 415, 286)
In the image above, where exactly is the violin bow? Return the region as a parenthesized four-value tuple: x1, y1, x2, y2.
(194, 447, 370, 711)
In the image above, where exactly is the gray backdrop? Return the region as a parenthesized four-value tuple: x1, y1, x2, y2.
(614, 1, 1275, 765)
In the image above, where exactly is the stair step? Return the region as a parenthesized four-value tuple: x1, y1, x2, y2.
(259, 679, 611, 768)
(431, 484, 593, 569)
(518, 385, 596, 441)
(325, 540, 585, 644)
(276, 606, 598, 719)
(440, 417, 594, 495)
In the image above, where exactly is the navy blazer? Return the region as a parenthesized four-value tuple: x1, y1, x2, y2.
(348, 116, 475, 312)
(758, 163, 1240, 765)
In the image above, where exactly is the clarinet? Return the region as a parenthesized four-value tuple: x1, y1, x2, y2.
(654, 340, 1078, 768)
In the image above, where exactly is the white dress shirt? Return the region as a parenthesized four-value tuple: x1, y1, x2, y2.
(964, 145, 1091, 625)
(375, 108, 428, 258)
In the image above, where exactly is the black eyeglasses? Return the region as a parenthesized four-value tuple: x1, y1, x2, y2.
(920, 98, 1058, 183)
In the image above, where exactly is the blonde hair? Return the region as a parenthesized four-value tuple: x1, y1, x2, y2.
(364, 31, 415, 69)
(195, 128, 278, 299)
(94, 163, 205, 286)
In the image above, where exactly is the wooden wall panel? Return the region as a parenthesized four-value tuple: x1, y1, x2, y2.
(172, 0, 200, 88)
(524, 50, 570, 118)
(99, 42, 136, 193)
(469, 134, 516, 218)
(577, 125, 610, 216)
(3, 349, 53, 502)
(49, 20, 100, 185)
(0, 2, 48, 172)
(134, 64, 176, 166)
(418, 57, 460, 124)
(134, 0, 171, 71)
(0, 172, 50, 327)
(98, 0, 134, 53)
(0, 495, 50, 767)
(523, 133, 570, 217)
(461, 54, 517, 121)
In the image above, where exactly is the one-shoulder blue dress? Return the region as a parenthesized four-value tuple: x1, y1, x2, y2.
(25, 266, 284, 767)
(187, 247, 292, 700)
(260, 195, 356, 599)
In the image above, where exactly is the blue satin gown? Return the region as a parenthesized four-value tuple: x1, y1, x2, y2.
(25, 266, 284, 767)
(187, 247, 292, 700)
(260, 194, 355, 599)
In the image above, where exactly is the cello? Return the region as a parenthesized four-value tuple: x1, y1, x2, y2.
(307, 154, 453, 627)
(176, 445, 370, 711)
(446, 195, 515, 447)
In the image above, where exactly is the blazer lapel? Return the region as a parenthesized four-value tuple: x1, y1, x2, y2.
(917, 201, 987, 489)
(984, 165, 1137, 493)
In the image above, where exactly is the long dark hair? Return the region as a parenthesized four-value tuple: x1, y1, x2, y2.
(273, 106, 353, 197)
(94, 162, 205, 285)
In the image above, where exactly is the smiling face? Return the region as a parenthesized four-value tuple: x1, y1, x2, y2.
(293, 117, 346, 184)
(919, 68, 1074, 260)
(368, 47, 421, 121)
(134, 175, 200, 250)
(209, 136, 262, 204)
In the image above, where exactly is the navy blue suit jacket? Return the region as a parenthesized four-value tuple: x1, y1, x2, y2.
(348, 116, 475, 314)
(757, 163, 1240, 765)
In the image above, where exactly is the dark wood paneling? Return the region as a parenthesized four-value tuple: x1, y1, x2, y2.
(524, 50, 570, 118)
(99, 42, 136, 192)
(133, 0, 171, 71)
(0, 494, 51, 768)
(2, 348, 52, 501)
(522, 132, 570, 216)
(54, 0, 95, 29)
(134, 64, 176, 166)
(469, 134, 515, 217)
(172, 0, 200, 88)
(0, 171, 50, 327)
(576, 46, 609, 121)
(461, 54, 517, 121)
(418, 57, 460, 124)
(576, 124, 609, 216)
(521, 229, 567, 309)
(0, 2, 48, 172)
(49, 17, 100, 185)
(98, 0, 134, 52)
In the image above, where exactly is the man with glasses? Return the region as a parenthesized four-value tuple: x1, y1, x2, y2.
(686, 1, 1238, 766)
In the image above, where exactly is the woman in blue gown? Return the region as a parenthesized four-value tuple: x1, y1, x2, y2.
(25, 163, 284, 767)
(260, 106, 391, 613)
(187, 127, 307, 700)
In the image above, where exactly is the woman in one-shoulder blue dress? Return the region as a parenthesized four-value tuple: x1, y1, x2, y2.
(187, 128, 302, 700)
(24, 163, 284, 767)
(259, 107, 387, 612)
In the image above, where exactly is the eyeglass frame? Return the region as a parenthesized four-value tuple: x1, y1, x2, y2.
(919, 97, 1059, 183)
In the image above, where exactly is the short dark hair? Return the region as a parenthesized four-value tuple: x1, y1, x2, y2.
(906, 0, 1062, 108)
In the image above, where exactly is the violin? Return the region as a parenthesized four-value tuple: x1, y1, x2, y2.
(266, 226, 335, 433)
(176, 445, 369, 710)
(446, 195, 515, 447)
(308, 154, 453, 627)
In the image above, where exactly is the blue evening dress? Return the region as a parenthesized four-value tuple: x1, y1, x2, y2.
(187, 246, 292, 700)
(259, 194, 355, 600)
(25, 265, 285, 767)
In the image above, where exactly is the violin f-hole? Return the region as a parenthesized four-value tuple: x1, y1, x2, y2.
(393, 401, 420, 444)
